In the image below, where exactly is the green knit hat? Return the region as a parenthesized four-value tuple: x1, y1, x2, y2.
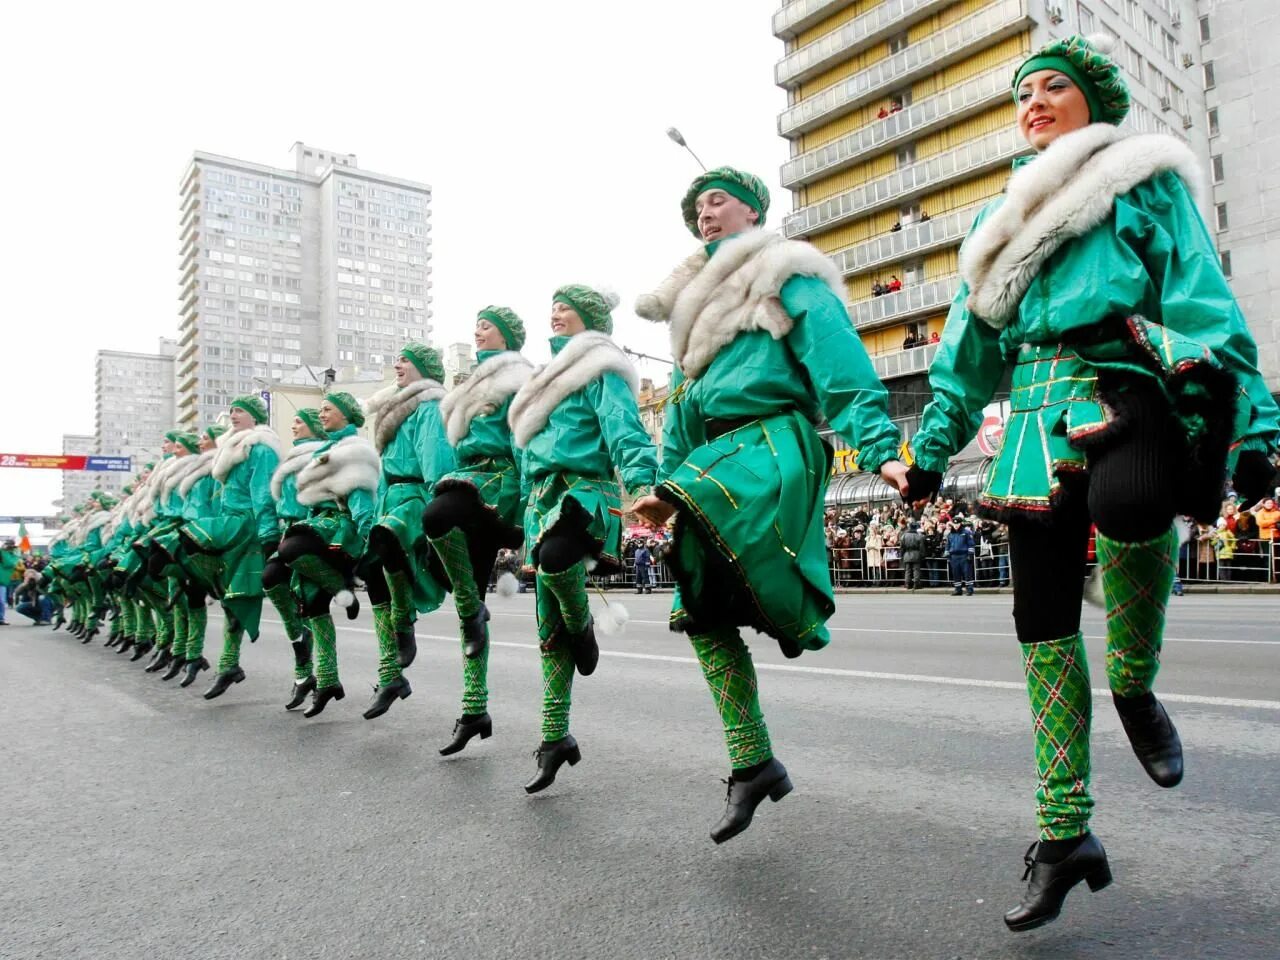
(230, 394, 269, 424)
(204, 423, 228, 444)
(163, 430, 183, 444)
(122, 484, 134, 496)
(553, 284, 620, 335)
(681, 166, 771, 237)
(176, 433, 200, 455)
(295, 407, 327, 439)
(400, 341, 444, 382)
(1013, 34, 1130, 126)
(477, 305, 526, 351)
(324, 391, 365, 428)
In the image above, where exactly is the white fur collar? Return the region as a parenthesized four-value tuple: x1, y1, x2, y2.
(635, 228, 845, 379)
(212, 424, 282, 482)
(365, 378, 446, 453)
(161, 454, 202, 501)
(270, 439, 327, 500)
(83, 510, 112, 534)
(961, 124, 1204, 328)
(439, 351, 534, 445)
(295, 434, 381, 506)
(179, 449, 217, 497)
(507, 332, 638, 448)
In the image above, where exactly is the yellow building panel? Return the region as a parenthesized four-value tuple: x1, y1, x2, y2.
(939, 32, 1029, 84)
(923, 248, 959, 279)
(914, 103, 1011, 159)
(805, 150, 898, 204)
(800, 99, 892, 152)
(794, 0, 871, 48)
(943, 167, 1012, 209)
(809, 207, 901, 255)
(797, 41, 889, 101)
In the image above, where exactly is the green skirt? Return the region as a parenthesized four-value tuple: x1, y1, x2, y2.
(524, 473, 625, 574)
(182, 512, 262, 601)
(658, 409, 835, 655)
(436, 456, 524, 547)
(286, 504, 364, 561)
(372, 482, 445, 614)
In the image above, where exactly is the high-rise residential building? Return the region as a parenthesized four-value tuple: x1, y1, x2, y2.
(1196, 0, 1280, 395)
(773, 0, 1210, 436)
(93, 338, 178, 493)
(60, 434, 97, 511)
(176, 143, 432, 429)
(442, 342, 478, 388)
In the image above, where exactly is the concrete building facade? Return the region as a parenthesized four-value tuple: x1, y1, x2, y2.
(94, 339, 177, 492)
(59, 434, 98, 511)
(176, 143, 432, 429)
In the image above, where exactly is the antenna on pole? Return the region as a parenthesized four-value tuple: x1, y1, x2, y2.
(666, 127, 707, 172)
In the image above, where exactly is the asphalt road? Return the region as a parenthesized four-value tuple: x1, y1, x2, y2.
(2, 591, 1277, 960)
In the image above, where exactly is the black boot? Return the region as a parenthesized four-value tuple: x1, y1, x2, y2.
(303, 683, 345, 718)
(710, 757, 793, 844)
(1003, 833, 1112, 932)
(180, 656, 210, 688)
(145, 648, 173, 673)
(362, 676, 412, 719)
(160, 656, 187, 681)
(460, 604, 490, 660)
(439, 713, 492, 756)
(80, 625, 97, 644)
(563, 618, 599, 677)
(285, 675, 316, 710)
(114, 634, 134, 655)
(104, 633, 120, 648)
(130, 640, 154, 662)
(524, 735, 581, 794)
(395, 626, 417, 669)
(203, 666, 246, 700)
(1115, 693, 1184, 788)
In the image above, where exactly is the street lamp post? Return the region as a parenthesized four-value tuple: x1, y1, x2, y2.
(666, 127, 707, 172)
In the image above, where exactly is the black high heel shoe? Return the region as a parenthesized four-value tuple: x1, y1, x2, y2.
(439, 713, 492, 755)
(303, 684, 345, 718)
(710, 757, 793, 844)
(1115, 694, 1183, 788)
(160, 656, 186, 681)
(1003, 833, 1112, 932)
(180, 656, 209, 688)
(145, 648, 172, 673)
(203, 666, 246, 700)
(524, 735, 581, 793)
(460, 605, 490, 660)
(114, 635, 135, 655)
(362, 677, 412, 719)
(285, 675, 316, 710)
(130, 640, 153, 662)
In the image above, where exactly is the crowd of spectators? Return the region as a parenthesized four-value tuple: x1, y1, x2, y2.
(0, 540, 52, 626)
(1180, 494, 1280, 582)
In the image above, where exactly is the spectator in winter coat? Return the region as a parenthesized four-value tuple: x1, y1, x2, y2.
(945, 522, 976, 596)
(900, 523, 924, 590)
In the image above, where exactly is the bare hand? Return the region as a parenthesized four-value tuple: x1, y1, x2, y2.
(879, 459, 910, 498)
(632, 494, 676, 529)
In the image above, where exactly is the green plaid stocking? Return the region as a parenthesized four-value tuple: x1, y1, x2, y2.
(135, 603, 156, 642)
(120, 601, 135, 638)
(461, 625, 489, 715)
(371, 603, 402, 686)
(306, 614, 339, 688)
(264, 582, 305, 642)
(430, 527, 481, 620)
(289, 553, 347, 598)
(539, 634, 575, 741)
(539, 562, 590, 635)
(155, 606, 174, 651)
(217, 617, 244, 673)
(172, 598, 189, 660)
(386, 568, 415, 631)
(1097, 527, 1177, 698)
(1021, 633, 1093, 841)
(186, 603, 208, 659)
(690, 627, 773, 770)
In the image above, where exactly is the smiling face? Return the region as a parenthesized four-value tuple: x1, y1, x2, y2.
(291, 416, 311, 440)
(1016, 70, 1092, 150)
(393, 354, 421, 387)
(550, 301, 586, 337)
(228, 406, 254, 431)
(318, 400, 347, 432)
(695, 188, 758, 243)
(198, 433, 216, 452)
(474, 318, 508, 351)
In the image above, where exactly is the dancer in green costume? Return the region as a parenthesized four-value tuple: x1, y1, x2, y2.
(360, 342, 454, 719)
(267, 393, 379, 718)
(179, 396, 282, 700)
(146, 433, 206, 678)
(632, 166, 907, 843)
(901, 35, 1280, 931)
(265, 408, 328, 708)
(426, 306, 533, 754)
(507, 285, 658, 793)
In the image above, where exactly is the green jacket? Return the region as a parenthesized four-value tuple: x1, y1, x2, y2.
(219, 436, 281, 545)
(912, 163, 1280, 474)
(454, 350, 522, 467)
(0, 548, 18, 582)
(274, 439, 325, 524)
(306, 424, 378, 542)
(376, 391, 455, 496)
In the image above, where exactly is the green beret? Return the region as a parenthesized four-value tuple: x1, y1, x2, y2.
(204, 423, 228, 443)
(324, 391, 365, 428)
(400, 341, 444, 382)
(553, 284, 620, 335)
(122, 484, 134, 496)
(176, 433, 201, 455)
(143, 461, 156, 471)
(164, 430, 183, 444)
(295, 407, 327, 440)
(477, 305, 526, 352)
(230, 394, 270, 424)
(1013, 34, 1129, 127)
(681, 166, 771, 237)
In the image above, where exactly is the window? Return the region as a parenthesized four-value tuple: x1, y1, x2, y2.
(1207, 108, 1220, 137)
(1203, 61, 1215, 89)
(1199, 15, 1210, 43)
(895, 144, 916, 168)
(1211, 155, 1225, 183)
(1221, 250, 1232, 277)
(1076, 2, 1095, 33)
(1215, 203, 1229, 231)
(887, 31, 908, 54)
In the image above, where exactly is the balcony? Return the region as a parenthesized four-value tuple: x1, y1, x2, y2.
(178, 323, 199, 350)
(772, 0, 848, 40)
(781, 59, 1020, 187)
(871, 341, 940, 381)
(829, 202, 983, 278)
(777, 0, 1030, 138)
(776, 0, 953, 89)
(785, 126, 1027, 237)
(179, 212, 199, 244)
(850, 273, 961, 332)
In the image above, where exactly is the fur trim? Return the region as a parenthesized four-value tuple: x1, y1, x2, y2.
(635, 228, 845, 379)
(270, 440, 326, 500)
(439, 351, 534, 445)
(495, 571, 519, 598)
(507, 332, 639, 448)
(295, 435, 381, 507)
(365, 378, 446, 453)
(961, 124, 1205, 328)
(82, 510, 112, 534)
(212, 424, 283, 483)
(161, 454, 203, 502)
(178, 449, 217, 498)
(333, 589, 356, 610)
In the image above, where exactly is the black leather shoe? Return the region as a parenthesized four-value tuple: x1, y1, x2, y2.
(460, 605, 490, 660)
(81, 626, 97, 644)
(362, 676, 412, 719)
(203, 666, 246, 700)
(180, 656, 209, 688)
(563, 618, 599, 677)
(145, 649, 173, 673)
(1116, 695, 1183, 788)
(115, 635, 135, 655)
(1004, 833, 1112, 931)
(161, 656, 186, 681)
(710, 757, 793, 844)
(104, 633, 120, 648)
(285, 675, 316, 710)
(439, 713, 493, 755)
(130, 640, 154, 662)
(524, 735, 581, 794)
(69, 621, 83, 637)
(52, 615, 65, 631)
(303, 683, 345, 718)
(394, 626, 417, 669)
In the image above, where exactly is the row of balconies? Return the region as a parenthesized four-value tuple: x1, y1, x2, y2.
(850, 273, 961, 333)
(871, 340, 940, 382)
(772, 0, 848, 40)
(829, 202, 982, 279)
(778, 0, 1030, 139)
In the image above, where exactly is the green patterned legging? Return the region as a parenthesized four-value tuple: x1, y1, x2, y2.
(429, 527, 488, 714)
(690, 626, 773, 771)
(186, 603, 208, 659)
(1022, 633, 1094, 841)
(264, 581, 305, 643)
(217, 616, 244, 673)
(1097, 527, 1176, 698)
(171, 598, 189, 660)
(535, 576, 575, 740)
(305, 614, 339, 687)
(371, 604, 402, 686)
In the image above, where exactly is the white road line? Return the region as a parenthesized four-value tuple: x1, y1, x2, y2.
(241, 615, 1280, 712)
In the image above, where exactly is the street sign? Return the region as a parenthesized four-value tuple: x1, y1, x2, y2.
(0, 453, 132, 472)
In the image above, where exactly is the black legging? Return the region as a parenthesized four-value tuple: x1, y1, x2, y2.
(421, 487, 502, 597)
(267, 528, 353, 617)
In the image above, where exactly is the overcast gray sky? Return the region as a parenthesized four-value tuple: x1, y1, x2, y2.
(0, 0, 789, 515)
